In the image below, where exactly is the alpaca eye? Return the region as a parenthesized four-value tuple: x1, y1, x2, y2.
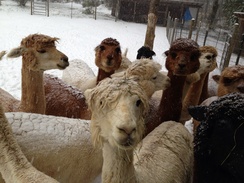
(170, 52, 177, 59)
(37, 49, 46, 53)
(115, 47, 121, 53)
(100, 101, 103, 105)
(223, 77, 233, 85)
(100, 45, 105, 51)
(152, 76, 157, 80)
(206, 55, 212, 60)
(136, 100, 141, 107)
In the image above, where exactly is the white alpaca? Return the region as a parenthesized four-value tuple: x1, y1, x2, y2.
(0, 102, 58, 183)
(111, 58, 170, 98)
(85, 76, 193, 183)
(0, 113, 102, 183)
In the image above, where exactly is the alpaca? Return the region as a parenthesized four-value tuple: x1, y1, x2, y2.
(145, 38, 201, 135)
(44, 74, 91, 119)
(213, 64, 244, 96)
(136, 46, 156, 59)
(0, 60, 171, 183)
(62, 37, 124, 92)
(180, 46, 218, 123)
(94, 37, 122, 84)
(0, 102, 58, 183)
(85, 76, 193, 183)
(62, 59, 95, 92)
(111, 58, 170, 98)
(0, 112, 102, 183)
(188, 92, 244, 183)
(0, 51, 6, 60)
(0, 34, 69, 114)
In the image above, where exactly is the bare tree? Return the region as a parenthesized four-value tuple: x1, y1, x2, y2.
(144, 0, 160, 50)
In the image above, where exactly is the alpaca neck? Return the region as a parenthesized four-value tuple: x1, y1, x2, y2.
(0, 104, 31, 182)
(181, 73, 208, 122)
(96, 68, 114, 84)
(199, 73, 209, 104)
(102, 142, 137, 183)
(184, 73, 208, 107)
(20, 65, 46, 114)
(158, 71, 186, 122)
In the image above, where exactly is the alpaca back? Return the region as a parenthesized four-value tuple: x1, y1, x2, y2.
(0, 112, 103, 183)
(134, 121, 193, 183)
(44, 74, 91, 119)
(0, 88, 19, 112)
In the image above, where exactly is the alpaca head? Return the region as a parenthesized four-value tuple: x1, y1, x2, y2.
(197, 46, 218, 74)
(94, 37, 122, 73)
(165, 38, 200, 76)
(85, 78, 149, 150)
(7, 34, 69, 71)
(136, 46, 156, 59)
(188, 92, 244, 181)
(124, 59, 170, 97)
(213, 65, 244, 96)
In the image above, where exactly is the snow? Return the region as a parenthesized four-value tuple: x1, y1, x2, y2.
(1, 1, 198, 133)
(0, 0, 169, 100)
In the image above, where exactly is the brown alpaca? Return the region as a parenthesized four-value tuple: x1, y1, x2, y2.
(213, 65, 244, 96)
(145, 38, 201, 135)
(44, 74, 91, 119)
(62, 37, 124, 92)
(0, 34, 69, 114)
(95, 37, 122, 84)
(180, 46, 218, 123)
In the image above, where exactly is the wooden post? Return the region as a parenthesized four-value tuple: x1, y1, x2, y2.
(235, 33, 244, 65)
(144, 0, 160, 49)
(195, 21, 201, 42)
(115, 0, 120, 22)
(188, 18, 195, 39)
(47, 0, 49, 17)
(31, 0, 33, 15)
(171, 18, 178, 44)
(223, 23, 239, 70)
(166, 12, 170, 38)
(94, 0, 97, 20)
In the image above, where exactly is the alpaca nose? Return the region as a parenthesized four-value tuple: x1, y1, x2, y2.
(61, 55, 69, 67)
(117, 126, 136, 136)
(178, 63, 186, 69)
(237, 85, 244, 93)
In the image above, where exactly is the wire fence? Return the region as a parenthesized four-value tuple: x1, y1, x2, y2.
(166, 16, 244, 71)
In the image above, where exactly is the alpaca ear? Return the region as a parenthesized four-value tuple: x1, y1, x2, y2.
(7, 46, 25, 58)
(188, 105, 207, 121)
(164, 50, 169, 56)
(212, 75, 220, 84)
(150, 50, 156, 56)
(84, 89, 93, 108)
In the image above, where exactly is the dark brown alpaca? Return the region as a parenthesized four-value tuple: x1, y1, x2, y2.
(145, 38, 201, 136)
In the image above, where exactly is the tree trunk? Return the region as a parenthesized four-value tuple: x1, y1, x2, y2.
(144, 0, 160, 50)
(209, 0, 219, 29)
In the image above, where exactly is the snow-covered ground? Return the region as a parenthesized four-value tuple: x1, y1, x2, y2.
(0, 0, 169, 99)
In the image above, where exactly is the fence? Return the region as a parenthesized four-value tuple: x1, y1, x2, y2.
(166, 16, 244, 71)
(31, 0, 49, 17)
